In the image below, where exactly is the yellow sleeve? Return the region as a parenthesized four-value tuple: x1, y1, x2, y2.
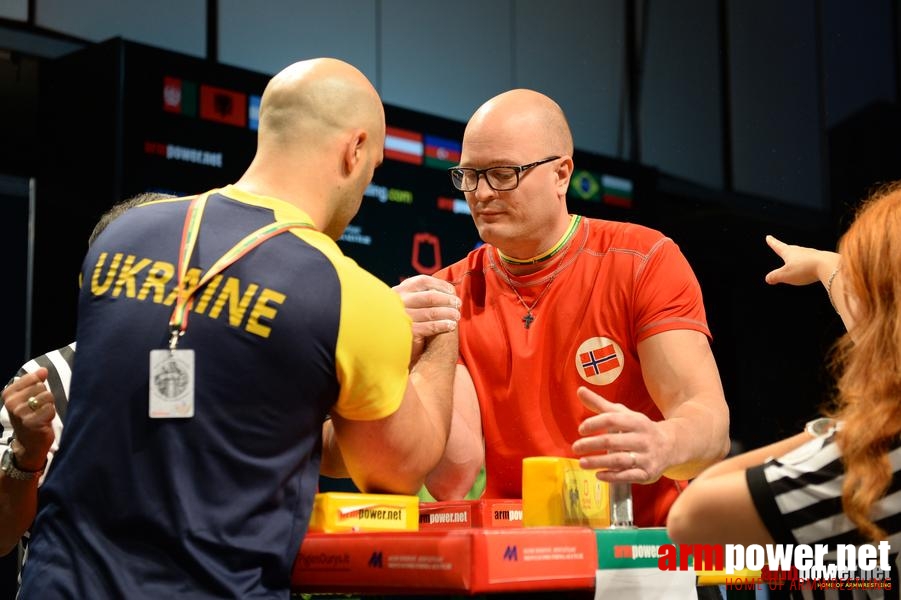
(332, 261, 412, 420)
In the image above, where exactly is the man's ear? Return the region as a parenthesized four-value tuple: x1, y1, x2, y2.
(342, 129, 368, 175)
(555, 155, 574, 194)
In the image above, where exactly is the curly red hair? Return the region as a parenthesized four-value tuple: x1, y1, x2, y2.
(831, 180, 901, 541)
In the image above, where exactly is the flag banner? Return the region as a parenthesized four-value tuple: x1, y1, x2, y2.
(424, 135, 462, 169)
(602, 174, 633, 208)
(570, 169, 601, 201)
(162, 76, 197, 117)
(199, 84, 247, 128)
(385, 126, 424, 165)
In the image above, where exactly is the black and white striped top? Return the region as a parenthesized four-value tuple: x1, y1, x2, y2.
(0, 342, 73, 484)
(748, 432, 901, 600)
(1, 342, 74, 584)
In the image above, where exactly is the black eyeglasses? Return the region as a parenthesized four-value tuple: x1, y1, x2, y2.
(448, 156, 560, 192)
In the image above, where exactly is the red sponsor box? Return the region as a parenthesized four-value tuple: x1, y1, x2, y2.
(418, 499, 523, 530)
(292, 526, 597, 594)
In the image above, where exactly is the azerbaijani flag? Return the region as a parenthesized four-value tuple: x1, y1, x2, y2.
(423, 135, 462, 169)
(385, 126, 423, 165)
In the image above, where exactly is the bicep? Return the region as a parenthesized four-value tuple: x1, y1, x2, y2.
(636, 329, 725, 418)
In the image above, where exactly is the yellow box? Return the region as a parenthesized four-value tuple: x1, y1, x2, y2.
(522, 457, 610, 528)
(308, 492, 420, 533)
(696, 566, 762, 586)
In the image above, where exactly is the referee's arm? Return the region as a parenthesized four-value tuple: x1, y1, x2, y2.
(0, 368, 55, 555)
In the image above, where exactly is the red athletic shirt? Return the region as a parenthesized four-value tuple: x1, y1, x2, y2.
(435, 216, 711, 527)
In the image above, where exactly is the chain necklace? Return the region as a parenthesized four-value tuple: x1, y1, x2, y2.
(494, 217, 584, 329)
(498, 271, 558, 329)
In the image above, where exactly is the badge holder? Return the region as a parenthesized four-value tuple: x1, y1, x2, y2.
(149, 327, 195, 418)
(148, 191, 313, 419)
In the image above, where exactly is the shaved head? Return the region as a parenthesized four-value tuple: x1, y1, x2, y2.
(459, 89, 576, 260)
(258, 57, 384, 152)
(464, 89, 573, 158)
(235, 57, 387, 239)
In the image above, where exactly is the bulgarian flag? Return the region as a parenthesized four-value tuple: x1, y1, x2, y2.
(602, 174, 633, 208)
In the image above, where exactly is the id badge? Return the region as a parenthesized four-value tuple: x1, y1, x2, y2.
(149, 349, 195, 418)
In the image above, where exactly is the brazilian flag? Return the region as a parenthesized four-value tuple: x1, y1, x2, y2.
(569, 169, 601, 201)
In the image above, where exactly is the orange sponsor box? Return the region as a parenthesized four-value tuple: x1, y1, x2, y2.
(418, 499, 523, 530)
(292, 526, 597, 594)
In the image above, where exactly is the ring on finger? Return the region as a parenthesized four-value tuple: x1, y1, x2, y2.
(27, 396, 39, 411)
(628, 451, 637, 469)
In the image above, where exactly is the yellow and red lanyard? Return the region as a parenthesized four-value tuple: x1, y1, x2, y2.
(167, 190, 315, 349)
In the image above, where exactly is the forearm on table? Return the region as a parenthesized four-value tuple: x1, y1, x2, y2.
(408, 330, 458, 450)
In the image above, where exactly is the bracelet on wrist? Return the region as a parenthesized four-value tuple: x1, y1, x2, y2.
(8, 438, 48, 473)
(826, 265, 840, 312)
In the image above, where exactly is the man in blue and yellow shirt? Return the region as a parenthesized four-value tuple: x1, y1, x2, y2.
(18, 58, 457, 599)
